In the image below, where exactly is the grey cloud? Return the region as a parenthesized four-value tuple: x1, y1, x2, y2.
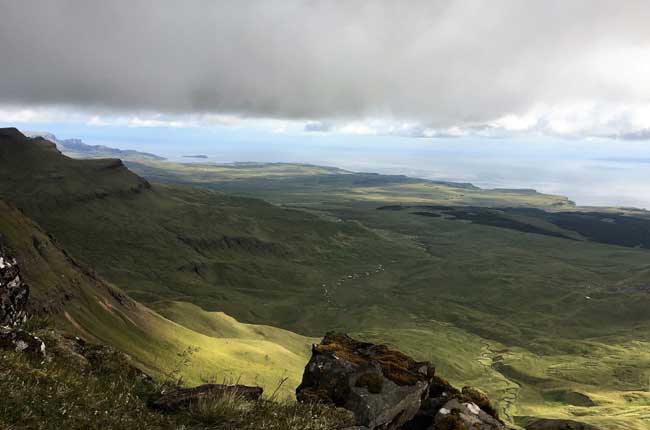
(619, 129, 650, 141)
(1, 1, 650, 127)
(304, 121, 333, 132)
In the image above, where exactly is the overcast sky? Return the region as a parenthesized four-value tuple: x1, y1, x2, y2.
(2, 0, 650, 138)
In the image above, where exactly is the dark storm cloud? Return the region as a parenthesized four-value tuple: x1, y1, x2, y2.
(1, 0, 650, 127)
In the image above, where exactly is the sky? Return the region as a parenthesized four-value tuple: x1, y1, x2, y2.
(1, 1, 650, 208)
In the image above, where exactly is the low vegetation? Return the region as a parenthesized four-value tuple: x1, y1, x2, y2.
(0, 198, 314, 399)
(0, 331, 353, 430)
(2, 130, 650, 428)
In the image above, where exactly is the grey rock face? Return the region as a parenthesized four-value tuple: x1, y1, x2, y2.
(432, 398, 504, 430)
(347, 376, 429, 429)
(0, 241, 28, 326)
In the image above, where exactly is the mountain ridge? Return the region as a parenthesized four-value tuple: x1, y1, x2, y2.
(24, 130, 165, 161)
(0, 195, 315, 398)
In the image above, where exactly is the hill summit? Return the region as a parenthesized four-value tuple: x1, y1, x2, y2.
(0, 128, 151, 212)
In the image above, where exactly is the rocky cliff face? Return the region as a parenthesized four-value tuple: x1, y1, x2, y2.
(0, 239, 28, 326)
(0, 238, 45, 355)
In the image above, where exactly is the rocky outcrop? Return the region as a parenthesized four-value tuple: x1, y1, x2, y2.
(0, 240, 28, 326)
(525, 418, 599, 430)
(434, 398, 504, 430)
(0, 238, 45, 355)
(296, 332, 432, 430)
(0, 326, 45, 355)
(296, 333, 505, 430)
(152, 383, 263, 412)
(406, 373, 505, 430)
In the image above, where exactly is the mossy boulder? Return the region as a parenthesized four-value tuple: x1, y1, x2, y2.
(355, 372, 384, 394)
(296, 332, 433, 430)
(435, 411, 469, 430)
(404, 372, 506, 430)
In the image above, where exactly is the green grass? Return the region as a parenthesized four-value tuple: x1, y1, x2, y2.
(184, 394, 354, 429)
(126, 159, 576, 209)
(123, 158, 650, 429)
(0, 340, 174, 430)
(0, 199, 314, 399)
(3, 129, 650, 428)
(0, 330, 353, 430)
(356, 322, 650, 430)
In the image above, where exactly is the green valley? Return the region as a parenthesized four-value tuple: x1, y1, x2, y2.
(0, 194, 313, 400)
(2, 129, 650, 429)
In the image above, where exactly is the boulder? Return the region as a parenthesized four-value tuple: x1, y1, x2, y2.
(0, 326, 45, 355)
(0, 242, 28, 326)
(461, 386, 499, 421)
(433, 398, 504, 430)
(402, 376, 506, 430)
(525, 418, 599, 430)
(152, 383, 263, 412)
(296, 332, 434, 430)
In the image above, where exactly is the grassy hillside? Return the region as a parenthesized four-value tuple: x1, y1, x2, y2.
(3, 129, 650, 428)
(0, 329, 348, 430)
(125, 158, 650, 429)
(0, 198, 313, 398)
(127, 159, 575, 208)
(0, 129, 402, 331)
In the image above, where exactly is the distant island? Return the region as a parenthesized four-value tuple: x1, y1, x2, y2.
(182, 154, 209, 159)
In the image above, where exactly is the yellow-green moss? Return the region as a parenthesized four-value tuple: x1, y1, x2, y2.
(355, 372, 384, 394)
(317, 333, 432, 387)
(461, 386, 499, 421)
(436, 412, 468, 430)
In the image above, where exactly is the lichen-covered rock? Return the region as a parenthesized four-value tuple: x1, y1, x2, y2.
(0, 325, 45, 355)
(402, 376, 459, 430)
(0, 241, 28, 326)
(429, 375, 461, 403)
(432, 398, 504, 430)
(402, 377, 506, 430)
(461, 386, 499, 421)
(296, 332, 434, 430)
